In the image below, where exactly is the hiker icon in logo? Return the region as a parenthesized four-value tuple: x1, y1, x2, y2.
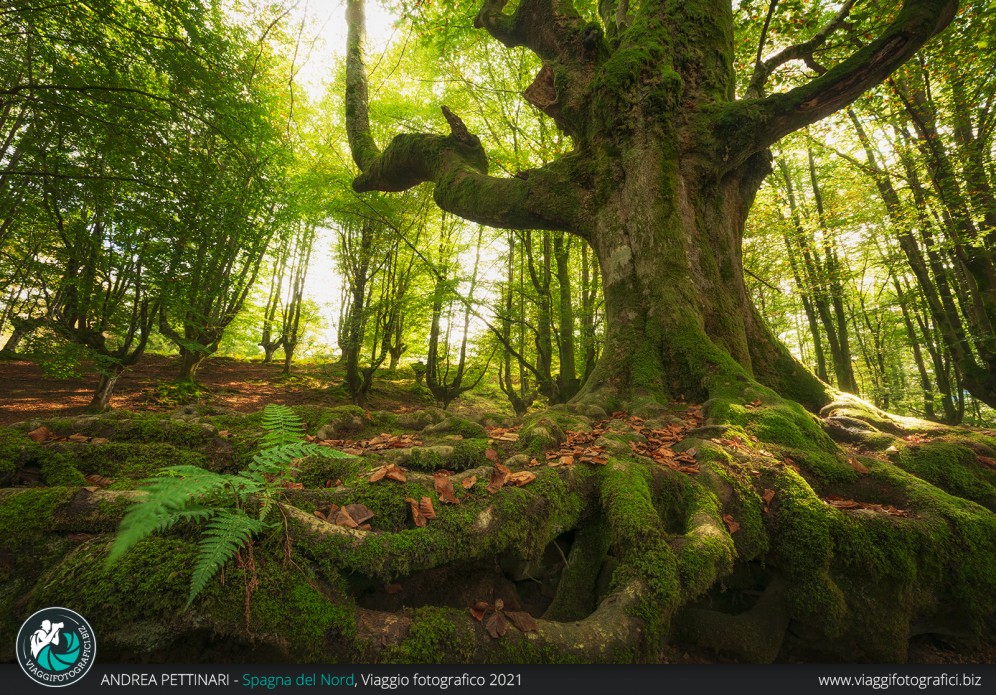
(16, 607, 96, 687)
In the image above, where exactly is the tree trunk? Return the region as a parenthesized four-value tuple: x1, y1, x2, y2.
(0, 318, 37, 356)
(178, 348, 207, 384)
(88, 367, 123, 412)
(576, 145, 825, 410)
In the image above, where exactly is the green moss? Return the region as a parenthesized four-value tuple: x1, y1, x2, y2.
(296, 453, 361, 489)
(40, 453, 87, 486)
(600, 462, 679, 653)
(544, 521, 611, 621)
(785, 572, 848, 638)
(424, 416, 488, 439)
(241, 556, 355, 657)
(30, 534, 355, 660)
(891, 441, 996, 507)
(301, 467, 593, 583)
(49, 413, 215, 447)
(0, 428, 37, 475)
(674, 478, 735, 600)
(39, 443, 210, 485)
(769, 468, 833, 581)
(383, 606, 473, 664)
(30, 537, 194, 627)
(0, 487, 75, 549)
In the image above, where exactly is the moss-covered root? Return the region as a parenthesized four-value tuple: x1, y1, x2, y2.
(542, 520, 611, 621)
(671, 576, 789, 663)
(600, 461, 680, 654)
(356, 581, 643, 663)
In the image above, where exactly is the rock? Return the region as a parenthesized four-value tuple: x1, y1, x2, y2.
(316, 408, 367, 440)
(396, 409, 445, 431)
(422, 416, 488, 439)
(519, 417, 566, 452)
(503, 454, 531, 467)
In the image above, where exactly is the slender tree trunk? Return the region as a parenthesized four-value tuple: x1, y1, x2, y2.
(553, 233, 580, 400)
(88, 367, 123, 412)
(0, 317, 38, 356)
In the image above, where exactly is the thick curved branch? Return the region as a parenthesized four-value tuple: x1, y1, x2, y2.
(344, 0, 584, 233)
(721, 0, 958, 165)
(354, 120, 583, 233)
(746, 0, 856, 99)
(474, 0, 587, 63)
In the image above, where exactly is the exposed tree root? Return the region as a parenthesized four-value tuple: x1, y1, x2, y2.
(0, 393, 993, 664)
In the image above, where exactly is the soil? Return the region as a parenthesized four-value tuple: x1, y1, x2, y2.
(0, 355, 433, 426)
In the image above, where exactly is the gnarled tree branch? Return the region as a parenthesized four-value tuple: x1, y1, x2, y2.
(474, 0, 587, 63)
(746, 0, 856, 98)
(344, 0, 584, 234)
(721, 0, 958, 166)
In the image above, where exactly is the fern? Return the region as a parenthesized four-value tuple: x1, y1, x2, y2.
(187, 510, 265, 607)
(259, 404, 305, 448)
(108, 403, 357, 608)
(107, 468, 241, 565)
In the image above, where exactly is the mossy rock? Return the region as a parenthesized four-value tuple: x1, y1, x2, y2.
(422, 416, 488, 440)
(38, 442, 215, 484)
(406, 440, 490, 472)
(27, 535, 356, 662)
(39, 413, 218, 448)
(314, 406, 369, 440)
(396, 409, 446, 431)
(0, 428, 38, 480)
(519, 416, 569, 454)
(296, 453, 362, 489)
(40, 453, 87, 487)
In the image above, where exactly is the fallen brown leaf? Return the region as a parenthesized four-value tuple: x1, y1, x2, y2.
(508, 471, 536, 487)
(335, 508, 358, 528)
(485, 448, 499, 462)
(27, 426, 55, 443)
(462, 475, 477, 489)
(345, 504, 375, 525)
(505, 611, 537, 633)
(434, 472, 461, 504)
(405, 498, 426, 527)
(419, 497, 436, 520)
(848, 457, 870, 474)
(722, 514, 740, 534)
(470, 601, 489, 622)
(485, 610, 509, 639)
(486, 464, 511, 494)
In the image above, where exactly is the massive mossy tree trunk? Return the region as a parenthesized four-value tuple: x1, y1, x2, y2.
(345, 0, 958, 411)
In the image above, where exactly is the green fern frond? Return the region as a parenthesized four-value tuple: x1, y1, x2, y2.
(248, 441, 353, 473)
(259, 404, 305, 448)
(107, 468, 248, 566)
(186, 510, 267, 607)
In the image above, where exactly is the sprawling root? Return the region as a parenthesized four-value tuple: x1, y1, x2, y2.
(1, 391, 994, 664)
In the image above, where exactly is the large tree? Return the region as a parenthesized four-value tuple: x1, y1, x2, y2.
(323, 0, 996, 664)
(344, 0, 958, 410)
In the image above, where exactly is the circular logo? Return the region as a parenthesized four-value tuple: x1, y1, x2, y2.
(16, 607, 96, 687)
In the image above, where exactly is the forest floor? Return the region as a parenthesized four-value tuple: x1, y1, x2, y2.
(0, 355, 500, 427)
(1, 355, 993, 665)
